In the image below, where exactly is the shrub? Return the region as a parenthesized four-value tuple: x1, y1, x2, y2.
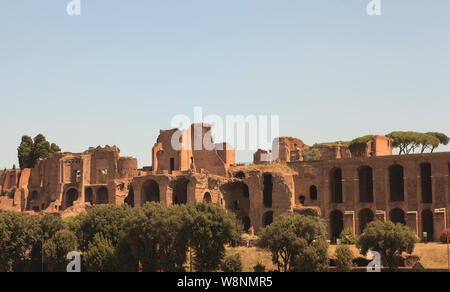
(83, 233, 116, 272)
(293, 237, 329, 272)
(221, 254, 243, 272)
(357, 220, 418, 270)
(340, 228, 357, 245)
(335, 245, 354, 272)
(440, 229, 450, 244)
(253, 262, 266, 272)
(43, 230, 78, 272)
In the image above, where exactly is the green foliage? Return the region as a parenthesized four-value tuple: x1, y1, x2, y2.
(43, 229, 77, 272)
(335, 245, 354, 272)
(184, 202, 243, 272)
(253, 261, 266, 272)
(293, 237, 329, 272)
(257, 214, 327, 272)
(357, 220, 418, 269)
(71, 204, 132, 252)
(121, 202, 187, 272)
(301, 148, 321, 161)
(386, 131, 444, 155)
(221, 253, 243, 272)
(340, 228, 357, 245)
(0, 212, 40, 272)
(17, 134, 61, 169)
(348, 135, 375, 157)
(83, 233, 116, 272)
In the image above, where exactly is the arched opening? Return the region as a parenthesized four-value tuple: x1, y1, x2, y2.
(389, 208, 406, 225)
(420, 163, 432, 203)
(330, 210, 344, 244)
(142, 180, 160, 204)
(203, 192, 212, 203)
(263, 173, 273, 208)
(358, 208, 374, 234)
(389, 165, 404, 202)
(26, 191, 39, 211)
(173, 178, 189, 205)
(85, 188, 93, 204)
(298, 196, 306, 205)
(422, 209, 434, 242)
(330, 168, 343, 204)
(242, 216, 251, 233)
(262, 211, 273, 228)
(66, 189, 79, 208)
(96, 187, 109, 205)
(221, 182, 250, 222)
(309, 185, 318, 201)
(125, 186, 134, 207)
(358, 166, 373, 203)
(234, 171, 245, 179)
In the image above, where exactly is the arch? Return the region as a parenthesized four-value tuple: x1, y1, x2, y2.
(330, 210, 344, 244)
(358, 208, 374, 234)
(262, 211, 273, 228)
(420, 163, 432, 203)
(330, 168, 343, 203)
(389, 165, 404, 201)
(66, 189, 79, 208)
(203, 192, 212, 203)
(358, 166, 373, 203)
(309, 185, 318, 201)
(234, 171, 245, 179)
(242, 216, 251, 233)
(173, 178, 189, 205)
(263, 173, 273, 208)
(389, 208, 406, 225)
(142, 180, 160, 204)
(422, 209, 434, 242)
(298, 196, 306, 205)
(125, 186, 134, 207)
(96, 187, 109, 205)
(85, 188, 93, 204)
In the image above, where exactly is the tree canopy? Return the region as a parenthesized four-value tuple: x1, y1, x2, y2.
(386, 131, 447, 154)
(17, 134, 61, 169)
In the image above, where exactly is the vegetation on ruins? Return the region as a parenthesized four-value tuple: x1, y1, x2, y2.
(257, 214, 328, 272)
(301, 148, 321, 161)
(357, 220, 418, 270)
(348, 135, 375, 157)
(386, 131, 448, 154)
(335, 245, 354, 272)
(17, 134, 61, 169)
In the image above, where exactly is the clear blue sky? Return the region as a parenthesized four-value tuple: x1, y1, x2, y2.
(1, 0, 449, 168)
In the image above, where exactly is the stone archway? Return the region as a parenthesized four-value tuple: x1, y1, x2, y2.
(330, 210, 344, 243)
(389, 165, 404, 202)
(309, 185, 318, 201)
(203, 192, 212, 203)
(422, 209, 434, 242)
(389, 208, 406, 225)
(420, 163, 432, 203)
(330, 168, 343, 203)
(263, 173, 273, 208)
(125, 186, 135, 207)
(358, 166, 373, 203)
(142, 180, 160, 204)
(66, 189, 79, 208)
(358, 208, 374, 234)
(172, 178, 189, 205)
(85, 188, 94, 204)
(96, 187, 109, 205)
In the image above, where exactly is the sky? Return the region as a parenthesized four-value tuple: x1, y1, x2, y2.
(1, 0, 449, 168)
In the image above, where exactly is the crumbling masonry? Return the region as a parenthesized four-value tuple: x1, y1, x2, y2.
(1, 124, 449, 242)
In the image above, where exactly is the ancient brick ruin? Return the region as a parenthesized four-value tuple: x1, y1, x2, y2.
(1, 124, 449, 242)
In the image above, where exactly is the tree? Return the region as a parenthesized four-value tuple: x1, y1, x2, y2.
(356, 220, 418, 270)
(17, 134, 61, 169)
(83, 233, 116, 272)
(184, 202, 243, 272)
(43, 229, 78, 272)
(293, 237, 329, 272)
(121, 203, 188, 272)
(335, 245, 354, 272)
(257, 214, 327, 272)
(0, 211, 40, 272)
(221, 253, 243, 272)
(340, 228, 357, 245)
(386, 131, 443, 154)
(72, 205, 132, 252)
(348, 135, 375, 157)
(425, 132, 449, 152)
